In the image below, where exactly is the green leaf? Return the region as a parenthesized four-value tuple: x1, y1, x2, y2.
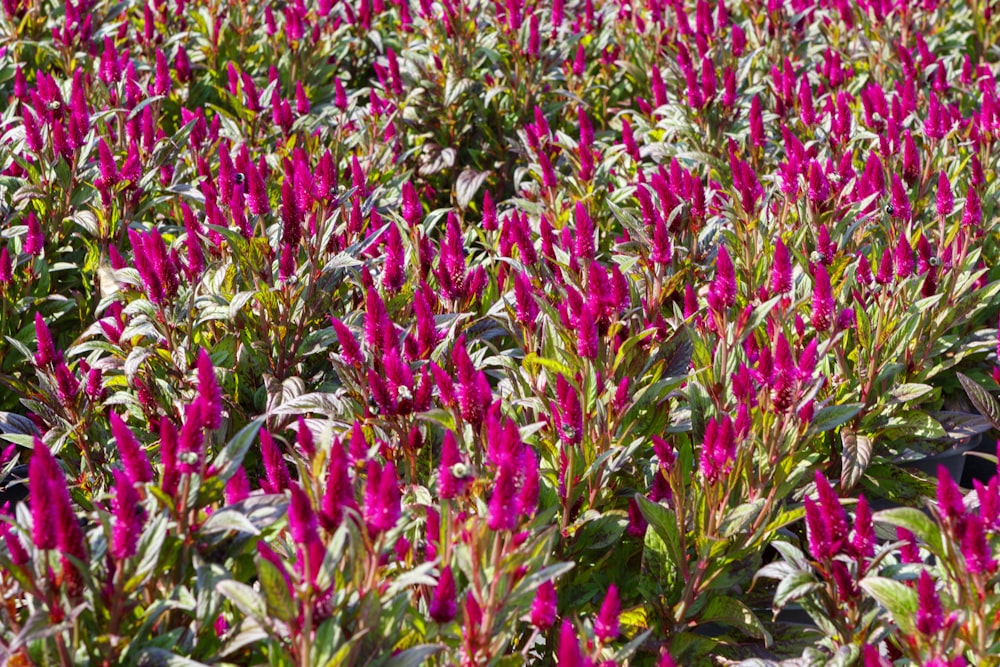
(873, 507, 944, 556)
(613, 629, 653, 663)
(510, 562, 575, 599)
(858, 576, 918, 635)
(958, 372, 1000, 431)
(574, 511, 629, 551)
(880, 411, 946, 440)
(808, 403, 863, 434)
(634, 495, 682, 565)
(136, 649, 211, 666)
(198, 509, 261, 536)
(772, 571, 821, 611)
(211, 417, 265, 482)
(697, 596, 771, 644)
(889, 383, 934, 405)
(719, 499, 766, 538)
(523, 352, 574, 380)
(256, 556, 296, 624)
(216, 580, 267, 623)
(379, 645, 442, 667)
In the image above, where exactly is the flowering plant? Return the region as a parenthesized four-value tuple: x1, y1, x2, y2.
(0, 0, 998, 665)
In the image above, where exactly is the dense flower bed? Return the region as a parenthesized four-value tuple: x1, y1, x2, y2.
(0, 0, 999, 664)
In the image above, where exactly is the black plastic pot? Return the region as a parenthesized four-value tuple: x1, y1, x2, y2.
(899, 433, 982, 482)
(962, 434, 999, 487)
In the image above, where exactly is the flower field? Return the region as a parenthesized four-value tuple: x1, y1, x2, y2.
(1, 0, 1000, 664)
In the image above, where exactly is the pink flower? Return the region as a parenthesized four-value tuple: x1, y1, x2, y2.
(438, 431, 469, 500)
(749, 95, 765, 148)
(708, 245, 737, 310)
(890, 174, 911, 223)
(557, 620, 588, 667)
(934, 172, 953, 217)
(196, 348, 223, 431)
(429, 565, 457, 623)
(576, 303, 599, 360)
(363, 460, 401, 535)
(321, 438, 358, 531)
(29, 437, 62, 550)
(901, 130, 920, 185)
(109, 411, 154, 484)
(111, 469, 146, 560)
(916, 570, 943, 635)
(260, 429, 291, 494)
(850, 494, 875, 560)
(574, 202, 595, 261)
(331, 317, 363, 366)
(33, 311, 59, 367)
(961, 514, 996, 574)
(810, 264, 834, 331)
(962, 186, 982, 228)
(594, 584, 620, 642)
(531, 580, 558, 629)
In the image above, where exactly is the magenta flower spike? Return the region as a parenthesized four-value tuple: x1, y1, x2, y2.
(804, 495, 833, 560)
(708, 245, 737, 310)
(961, 186, 982, 228)
(810, 264, 834, 331)
(0, 246, 12, 285)
(438, 430, 468, 500)
(555, 375, 583, 446)
(487, 460, 519, 532)
(196, 348, 223, 431)
(33, 311, 58, 367)
(29, 437, 61, 550)
(890, 174, 911, 223)
(650, 211, 672, 265)
(517, 445, 540, 518)
(816, 224, 836, 265)
(816, 472, 849, 552)
(850, 494, 875, 560)
(109, 411, 154, 484)
(807, 160, 829, 205)
(363, 460, 401, 535)
(453, 336, 491, 428)
(531, 580, 558, 630)
(573, 202, 595, 261)
(936, 464, 965, 529)
(0, 520, 29, 566)
(330, 317, 363, 366)
(260, 429, 291, 494)
(513, 270, 540, 327)
(288, 482, 322, 566)
(381, 222, 406, 292)
(576, 304, 599, 360)
(159, 417, 180, 496)
(936, 171, 954, 217)
(54, 361, 79, 405)
(24, 211, 44, 256)
(875, 248, 894, 285)
(110, 468, 145, 560)
(594, 584, 621, 642)
(557, 620, 587, 667)
(961, 514, 996, 575)
(893, 235, 914, 279)
(429, 565, 457, 623)
(916, 569, 943, 635)
(770, 238, 792, 295)
(749, 95, 765, 149)
(321, 438, 358, 532)
(901, 130, 920, 185)
(225, 466, 250, 505)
